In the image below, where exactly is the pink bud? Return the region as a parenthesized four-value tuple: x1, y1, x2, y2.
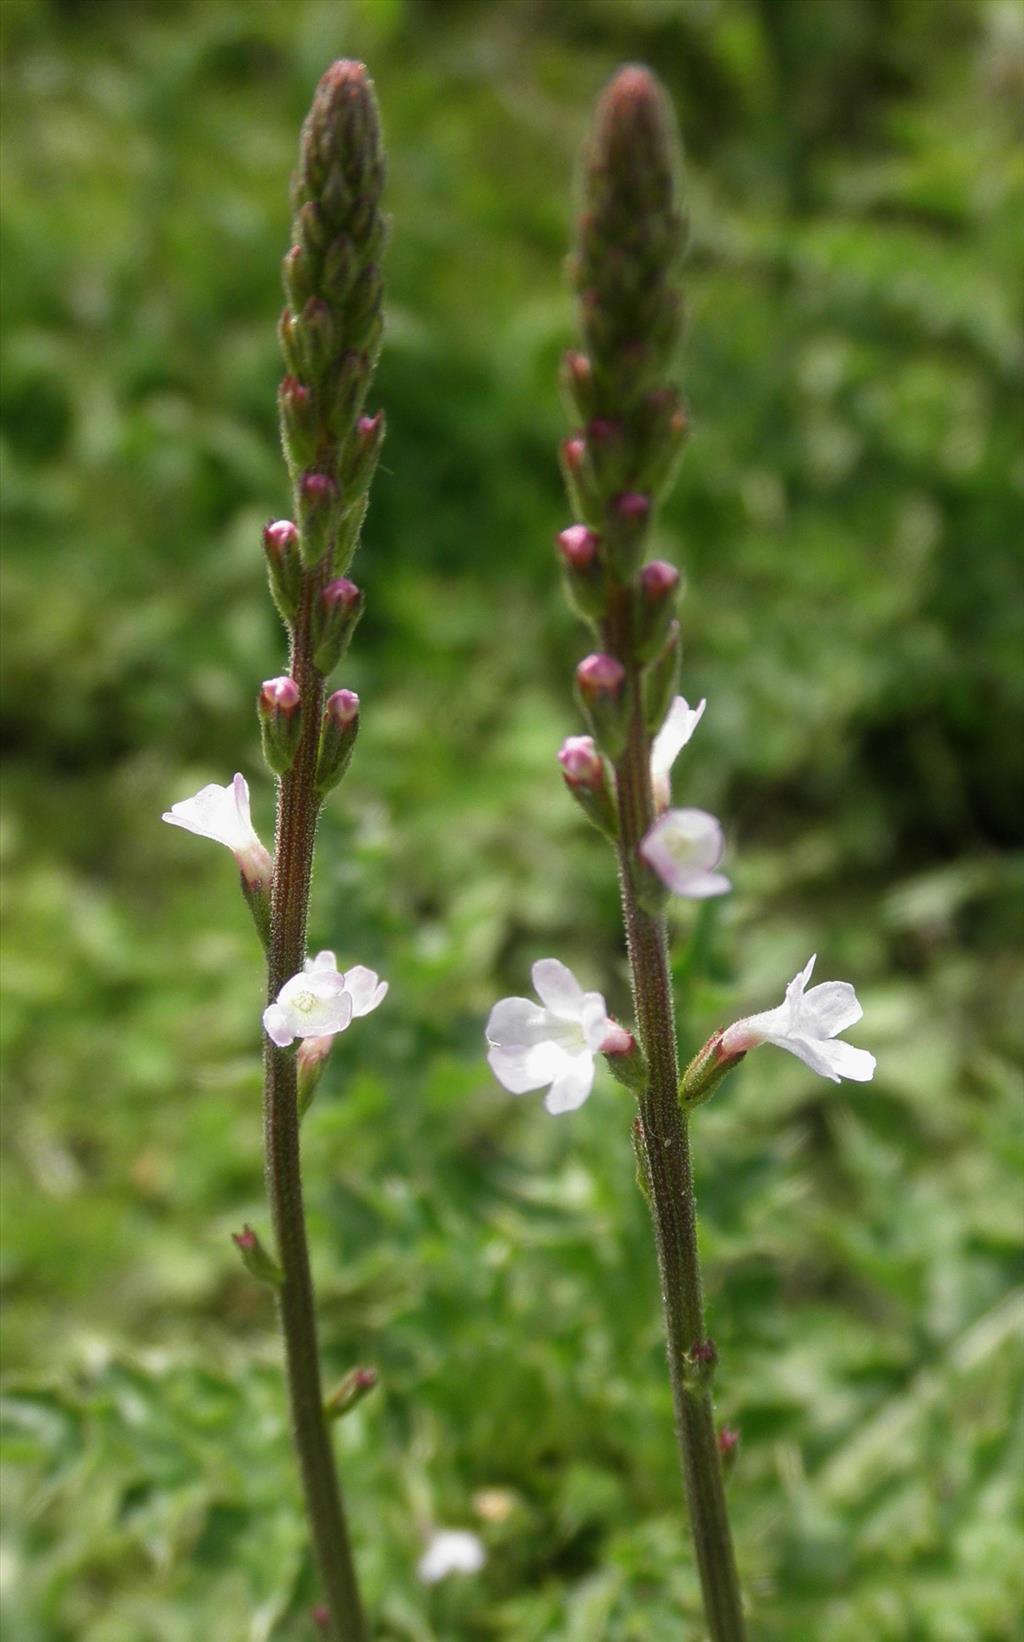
(232, 1226, 257, 1252)
(279, 375, 311, 410)
(614, 491, 651, 521)
(322, 577, 362, 611)
(357, 411, 383, 441)
(301, 471, 336, 503)
(311, 1604, 330, 1632)
(261, 676, 300, 713)
(558, 734, 603, 788)
(565, 349, 591, 387)
(588, 416, 621, 444)
(557, 525, 600, 569)
(641, 559, 679, 601)
(718, 1425, 740, 1459)
(600, 1021, 636, 1057)
(263, 519, 299, 555)
(576, 653, 625, 697)
(326, 687, 359, 726)
(691, 1337, 717, 1367)
(562, 435, 586, 474)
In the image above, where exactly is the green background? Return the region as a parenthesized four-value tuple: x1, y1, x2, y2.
(2, 0, 1022, 1637)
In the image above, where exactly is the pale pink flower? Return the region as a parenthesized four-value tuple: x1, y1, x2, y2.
(720, 954, 875, 1083)
(162, 773, 271, 888)
(650, 695, 706, 811)
(640, 806, 730, 899)
(486, 959, 616, 1115)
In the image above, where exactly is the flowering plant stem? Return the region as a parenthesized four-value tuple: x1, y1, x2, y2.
(613, 658, 747, 1641)
(263, 576, 366, 1642)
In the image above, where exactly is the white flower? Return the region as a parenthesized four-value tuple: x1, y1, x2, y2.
(486, 959, 614, 1115)
(263, 951, 389, 1048)
(162, 772, 272, 887)
(417, 1528, 486, 1585)
(640, 807, 730, 899)
(650, 695, 706, 810)
(720, 954, 875, 1083)
(304, 950, 388, 1017)
(263, 968, 353, 1049)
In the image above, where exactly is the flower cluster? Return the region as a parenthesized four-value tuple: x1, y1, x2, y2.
(161, 786, 387, 1051)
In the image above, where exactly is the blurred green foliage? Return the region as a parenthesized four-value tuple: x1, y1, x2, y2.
(2, 0, 1023, 1637)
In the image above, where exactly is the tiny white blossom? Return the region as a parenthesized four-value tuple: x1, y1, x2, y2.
(720, 954, 875, 1083)
(162, 773, 271, 887)
(640, 807, 730, 899)
(486, 959, 615, 1115)
(304, 950, 389, 1017)
(417, 1528, 486, 1585)
(650, 695, 706, 810)
(263, 968, 353, 1049)
(264, 952, 389, 1048)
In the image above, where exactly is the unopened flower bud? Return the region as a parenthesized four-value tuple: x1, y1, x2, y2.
(338, 408, 385, 503)
(282, 242, 315, 311)
(636, 558, 680, 660)
(606, 490, 652, 577)
(683, 1337, 718, 1392)
(232, 1224, 283, 1287)
(643, 620, 681, 735)
(296, 1032, 335, 1116)
(312, 1603, 330, 1633)
(321, 232, 357, 304)
(601, 1022, 648, 1092)
(298, 470, 339, 565)
(324, 1364, 378, 1422)
(680, 1029, 745, 1111)
(278, 374, 318, 471)
(560, 349, 595, 420)
(315, 688, 360, 797)
(718, 1425, 740, 1479)
(575, 652, 629, 759)
(258, 675, 303, 776)
(558, 524, 599, 570)
(262, 517, 302, 622)
(583, 415, 627, 496)
(297, 295, 337, 380)
(557, 524, 607, 622)
(559, 434, 592, 521)
(312, 576, 364, 674)
(558, 734, 618, 839)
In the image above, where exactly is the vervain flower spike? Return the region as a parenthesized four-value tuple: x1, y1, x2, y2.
(163, 58, 390, 1640)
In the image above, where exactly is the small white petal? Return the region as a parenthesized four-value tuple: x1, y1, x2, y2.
(344, 965, 388, 1017)
(816, 1039, 876, 1082)
(544, 1052, 595, 1114)
(801, 979, 863, 1038)
(305, 950, 339, 974)
(651, 696, 706, 781)
(263, 1003, 295, 1048)
(417, 1528, 485, 1585)
(486, 995, 550, 1048)
(531, 958, 585, 1020)
(580, 992, 612, 1052)
(488, 1040, 564, 1094)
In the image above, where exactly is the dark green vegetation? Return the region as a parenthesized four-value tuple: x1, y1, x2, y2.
(2, 0, 1022, 1636)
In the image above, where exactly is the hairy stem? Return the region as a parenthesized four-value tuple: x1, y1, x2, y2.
(613, 664, 747, 1642)
(263, 570, 367, 1642)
